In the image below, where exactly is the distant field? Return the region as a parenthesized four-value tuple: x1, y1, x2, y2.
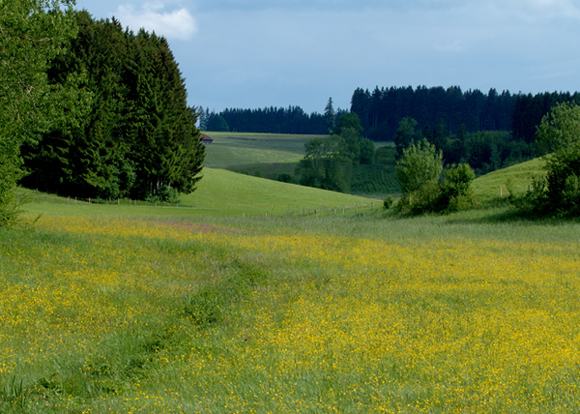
(202, 131, 319, 169)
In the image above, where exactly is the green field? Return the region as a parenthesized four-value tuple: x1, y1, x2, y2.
(4, 157, 580, 413)
(472, 158, 547, 203)
(202, 132, 317, 180)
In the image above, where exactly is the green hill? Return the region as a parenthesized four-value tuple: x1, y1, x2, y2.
(472, 158, 546, 203)
(183, 168, 375, 215)
(20, 168, 376, 218)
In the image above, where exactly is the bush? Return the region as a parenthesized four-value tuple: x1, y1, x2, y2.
(146, 185, 180, 204)
(383, 195, 393, 210)
(517, 102, 580, 217)
(439, 163, 477, 211)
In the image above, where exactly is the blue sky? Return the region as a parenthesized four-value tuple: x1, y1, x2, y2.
(76, 0, 580, 113)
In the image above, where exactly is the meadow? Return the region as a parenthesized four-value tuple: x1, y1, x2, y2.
(3, 155, 578, 413)
(2, 185, 580, 412)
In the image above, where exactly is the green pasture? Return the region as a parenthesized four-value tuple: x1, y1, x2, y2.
(202, 131, 317, 169)
(20, 168, 376, 218)
(472, 158, 546, 203)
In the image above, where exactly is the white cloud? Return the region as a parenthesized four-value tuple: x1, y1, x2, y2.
(115, 3, 198, 40)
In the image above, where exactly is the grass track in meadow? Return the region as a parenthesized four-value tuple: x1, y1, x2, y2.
(1, 211, 580, 413)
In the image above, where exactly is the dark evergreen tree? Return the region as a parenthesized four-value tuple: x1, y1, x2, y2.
(21, 11, 205, 200)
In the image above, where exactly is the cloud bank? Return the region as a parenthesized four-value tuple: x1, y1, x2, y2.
(115, 3, 198, 40)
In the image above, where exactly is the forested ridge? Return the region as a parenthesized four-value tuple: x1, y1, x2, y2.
(204, 87, 580, 147)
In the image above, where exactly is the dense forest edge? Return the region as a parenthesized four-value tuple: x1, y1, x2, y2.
(1, 1, 206, 227)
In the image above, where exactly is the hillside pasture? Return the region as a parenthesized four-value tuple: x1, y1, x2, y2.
(472, 158, 546, 203)
(19, 168, 376, 218)
(202, 132, 317, 169)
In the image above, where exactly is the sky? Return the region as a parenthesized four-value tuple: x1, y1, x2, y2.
(76, 0, 580, 114)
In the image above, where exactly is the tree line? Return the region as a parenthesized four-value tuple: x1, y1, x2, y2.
(198, 106, 342, 135)
(351, 86, 516, 141)
(14, 7, 205, 206)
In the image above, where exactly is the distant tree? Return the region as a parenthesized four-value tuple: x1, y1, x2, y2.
(394, 117, 419, 158)
(198, 107, 211, 130)
(295, 135, 349, 192)
(324, 97, 336, 133)
(206, 114, 230, 132)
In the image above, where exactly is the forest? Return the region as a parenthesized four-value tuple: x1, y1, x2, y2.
(1, 2, 205, 221)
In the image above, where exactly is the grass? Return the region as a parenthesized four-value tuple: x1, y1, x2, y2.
(202, 131, 318, 169)
(4, 157, 580, 413)
(2, 208, 580, 413)
(472, 158, 546, 203)
(19, 168, 376, 218)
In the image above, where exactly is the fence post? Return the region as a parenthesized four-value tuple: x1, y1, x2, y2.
(500, 186, 503, 197)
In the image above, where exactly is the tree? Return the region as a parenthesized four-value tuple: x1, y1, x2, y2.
(324, 97, 336, 133)
(520, 102, 580, 216)
(295, 135, 349, 192)
(439, 163, 476, 211)
(206, 114, 230, 132)
(395, 139, 443, 214)
(0, 0, 77, 224)
(395, 138, 443, 194)
(20, 12, 205, 200)
(394, 117, 419, 158)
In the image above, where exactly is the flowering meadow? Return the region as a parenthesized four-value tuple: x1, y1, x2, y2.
(1, 213, 579, 413)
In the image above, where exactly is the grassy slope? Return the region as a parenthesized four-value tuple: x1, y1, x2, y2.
(21, 168, 375, 218)
(472, 158, 546, 203)
(202, 131, 316, 167)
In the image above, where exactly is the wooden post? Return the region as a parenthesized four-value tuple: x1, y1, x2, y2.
(89, 198, 91, 204)
(500, 186, 503, 198)
(315, 209, 317, 217)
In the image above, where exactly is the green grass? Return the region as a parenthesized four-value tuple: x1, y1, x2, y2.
(19, 168, 377, 218)
(6, 157, 580, 413)
(472, 157, 546, 203)
(3, 204, 580, 413)
(202, 131, 318, 169)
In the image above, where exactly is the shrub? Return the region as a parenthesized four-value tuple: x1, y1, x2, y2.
(517, 102, 580, 217)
